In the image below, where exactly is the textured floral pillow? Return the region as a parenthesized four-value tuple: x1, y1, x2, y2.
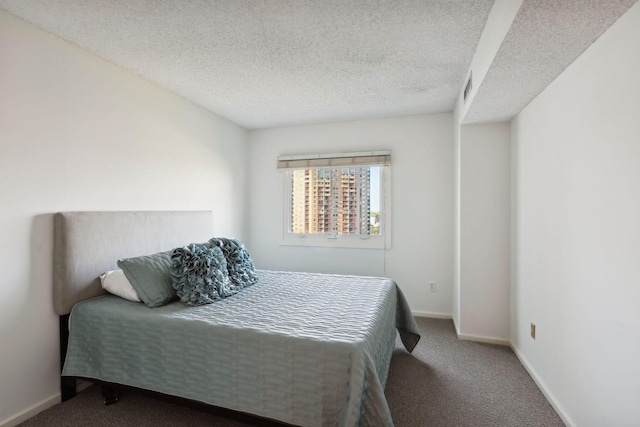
(208, 238, 258, 289)
(170, 243, 241, 306)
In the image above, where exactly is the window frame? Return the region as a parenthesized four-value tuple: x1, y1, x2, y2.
(280, 164, 392, 249)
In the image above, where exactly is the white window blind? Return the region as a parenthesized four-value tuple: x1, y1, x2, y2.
(277, 150, 391, 169)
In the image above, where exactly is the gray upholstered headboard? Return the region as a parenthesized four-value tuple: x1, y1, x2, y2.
(53, 211, 214, 315)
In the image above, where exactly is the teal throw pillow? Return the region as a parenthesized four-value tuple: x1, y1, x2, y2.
(208, 238, 258, 289)
(170, 243, 240, 306)
(117, 251, 175, 308)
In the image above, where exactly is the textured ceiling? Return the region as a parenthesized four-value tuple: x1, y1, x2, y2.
(0, 0, 493, 129)
(0, 1, 636, 129)
(464, 0, 638, 124)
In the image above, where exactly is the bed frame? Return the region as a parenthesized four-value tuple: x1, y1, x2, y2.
(54, 211, 215, 402)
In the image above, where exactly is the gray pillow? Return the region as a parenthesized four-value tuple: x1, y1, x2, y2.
(170, 244, 240, 306)
(208, 238, 258, 289)
(117, 251, 175, 308)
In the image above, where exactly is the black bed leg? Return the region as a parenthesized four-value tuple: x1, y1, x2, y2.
(61, 376, 76, 402)
(59, 315, 76, 401)
(101, 384, 119, 405)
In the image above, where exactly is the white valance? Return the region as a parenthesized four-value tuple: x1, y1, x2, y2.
(277, 150, 391, 169)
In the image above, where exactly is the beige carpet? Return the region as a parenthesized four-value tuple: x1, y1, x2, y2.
(20, 318, 564, 426)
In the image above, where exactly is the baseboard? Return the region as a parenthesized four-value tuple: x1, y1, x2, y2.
(450, 316, 510, 346)
(0, 379, 93, 427)
(412, 311, 452, 319)
(511, 344, 575, 427)
(457, 332, 510, 346)
(0, 393, 60, 427)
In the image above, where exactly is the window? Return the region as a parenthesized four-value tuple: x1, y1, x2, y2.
(278, 151, 391, 249)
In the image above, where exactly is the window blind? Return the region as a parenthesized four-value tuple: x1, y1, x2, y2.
(277, 150, 391, 169)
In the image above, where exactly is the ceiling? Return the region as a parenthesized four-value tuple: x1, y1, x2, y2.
(465, 0, 638, 124)
(0, 0, 636, 129)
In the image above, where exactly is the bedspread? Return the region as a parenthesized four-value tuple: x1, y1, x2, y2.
(63, 270, 420, 426)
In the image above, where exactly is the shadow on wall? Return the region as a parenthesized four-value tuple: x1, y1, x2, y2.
(30, 214, 55, 311)
(30, 213, 61, 367)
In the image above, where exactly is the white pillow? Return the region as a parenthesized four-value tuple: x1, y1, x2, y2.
(100, 269, 141, 302)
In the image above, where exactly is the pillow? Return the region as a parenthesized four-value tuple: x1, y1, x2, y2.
(117, 251, 175, 308)
(170, 243, 240, 306)
(208, 238, 258, 289)
(99, 269, 141, 302)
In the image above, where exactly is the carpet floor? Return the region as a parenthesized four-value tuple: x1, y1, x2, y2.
(19, 318, 564, 426)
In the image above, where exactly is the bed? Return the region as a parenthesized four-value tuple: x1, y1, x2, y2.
(55, 211, 420, 427)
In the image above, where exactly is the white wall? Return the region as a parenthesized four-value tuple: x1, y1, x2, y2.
(459, 123, 510, 342)
(452, 0, 521, 341)
(452, 109, 462, 329)
(248, 114, 454, 316)
(0, 10, 249, 426)
(511, 2, 640, 426)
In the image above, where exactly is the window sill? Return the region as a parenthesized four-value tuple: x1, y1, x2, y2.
(280, 236, 388, 249)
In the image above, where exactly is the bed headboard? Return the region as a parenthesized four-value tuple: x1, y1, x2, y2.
(53, 211, 214, 315)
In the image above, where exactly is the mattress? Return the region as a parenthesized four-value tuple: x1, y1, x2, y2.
(63, 270, 420, 426)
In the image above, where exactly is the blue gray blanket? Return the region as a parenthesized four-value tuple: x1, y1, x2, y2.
(63, 270, 420, 426)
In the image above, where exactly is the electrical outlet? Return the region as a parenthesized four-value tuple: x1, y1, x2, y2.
(531, 323, 536, 339)
(429, 282, 436, 292)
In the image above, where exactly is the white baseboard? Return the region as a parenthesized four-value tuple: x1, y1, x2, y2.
(412, 310, 452, 319)
(451, 316, 510, 346)
(511, 344, 574, 427)
(457, 332, 510, 346)
(0, 380, 93, 427)
(0, 393, 60, 427)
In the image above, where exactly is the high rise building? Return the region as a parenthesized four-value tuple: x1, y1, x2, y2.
(291, 167, 371, 235)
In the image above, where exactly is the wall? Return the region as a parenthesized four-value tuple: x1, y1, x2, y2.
(459, 123, 510, 342)
(0, 10, 249, 426)
(452, 109, 461, 329)
(452, 0, 521, 341)
(248, 114, 454, 316)
(511, 2, 640, 426)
